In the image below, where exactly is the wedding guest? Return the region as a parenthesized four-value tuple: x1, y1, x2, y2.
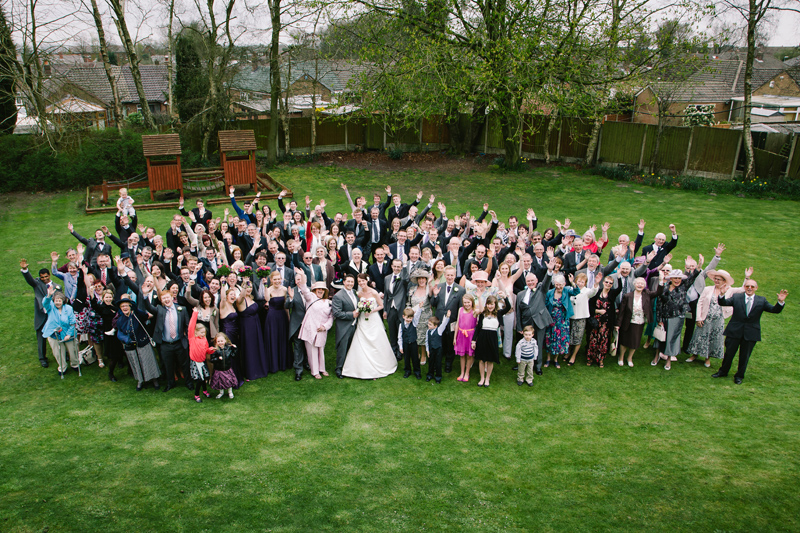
(236, 280, 270, 380)
(586, 276, 623, 367)
(616, 276, 664, 367)
(20, 258, 58, 367)
(515, 326, 538, 386)
(472, 295, 511, 387)
(566, 272, 602, 366)
(42, 286, 78, 379)
(90, 287, 123, 381)
(384, 259, 409, 361)
(424, 310, 451, 383)
(296, 272, 333, 379)
(264, 271, 291, 372)
(145, 290, 191, 391)
(453, 294, 478, 382)
(116, 294, 161, 391)
(188, 309, 214, 402)
(713, 281, 787, 384)
(209, 333, 237, 399)
(653, 269, 694, 370)
(544, 274, 581, 369)
(409, 269, 434, 365)
(399, 307, 422, 379)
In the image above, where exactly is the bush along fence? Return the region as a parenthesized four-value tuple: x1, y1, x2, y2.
(229, 113, 800, 181)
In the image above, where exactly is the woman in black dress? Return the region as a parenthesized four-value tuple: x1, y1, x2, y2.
(471, 295, 511, 387)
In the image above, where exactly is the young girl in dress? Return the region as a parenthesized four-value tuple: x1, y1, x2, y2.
(189, 309, 214, 402)
(209, 333, 238, 399)
(471, 294, 511, 387)
(454, 294, 478, 383)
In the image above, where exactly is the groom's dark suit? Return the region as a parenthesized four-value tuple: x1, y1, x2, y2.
(331, 287, 359, 375)
(384, 270, 409, 360)
(430, 282, 464, 371)
(716, 292, 784, 381)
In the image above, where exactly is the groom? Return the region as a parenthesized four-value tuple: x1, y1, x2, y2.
(331, 274, 360, 379)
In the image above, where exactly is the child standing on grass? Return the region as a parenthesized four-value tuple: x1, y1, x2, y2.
(425, 310, 451, 383)
(453, 295, 478, 383)
(516, 326, 538, 387)
(116, 188, 135, 217)
(208, 333, 237, 399)
(189, 309, 214, 402)
(471, 295, 511, 388)
(399, 307, 421, 379)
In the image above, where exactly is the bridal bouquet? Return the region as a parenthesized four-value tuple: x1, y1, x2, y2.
(255, 266, 272, 279)
(357, 298, 374, 320)
(238, 265, 253, 279)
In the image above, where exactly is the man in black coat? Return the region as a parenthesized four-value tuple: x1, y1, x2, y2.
(145, 290, 192, 391)
(641, 223, 678, 269)
(713, 281, 787, 384)
(68, 222, 113, 267)
(20, 259, 60, 367)
(430, 266, 464, 372)
(383, 259, 409, 361)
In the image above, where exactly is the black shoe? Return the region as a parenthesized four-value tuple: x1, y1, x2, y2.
(435, 377, 441, 384)
(109, 373, 117, 382)
(513, 365, 519, 371)
(336, 371, 343, 379)
(711, 372, 727, 378)
(304, 363, 311, 371)
(295, 374, 302, 381)
(527, 381, 533, 387)
(414, 372, 421, 379)
(62, 367, 70, 375)
(535, 369, 543, 375)
(426, 375, 433, 382)
(445, 365, 452, 373)
(186, 382, 194, 390)
(136, 384, 144, 391)
(41, 360, 49, 368)
(734, 377, 743, 384)
(403, 371, 411, 378)
(162, 384, 175, 392)
(517, 380, 523, 386)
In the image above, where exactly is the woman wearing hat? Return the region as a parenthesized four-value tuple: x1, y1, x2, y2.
(686, 267, 750, 367)
(466, 270, 499, 312)
(653, 268, 696, 370)
(296, 271, 334, 378)
(409, 269, 434, 365)
(114, 294, 161, 391)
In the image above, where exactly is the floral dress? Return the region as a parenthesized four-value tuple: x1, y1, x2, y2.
(546, 302, 570, 355)
(410, 291, 432, 345)
(687, 297, 725, 359)
(587, 297, 611, 364)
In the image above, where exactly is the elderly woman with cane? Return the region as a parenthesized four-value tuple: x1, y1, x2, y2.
(115, 294, 161, 391)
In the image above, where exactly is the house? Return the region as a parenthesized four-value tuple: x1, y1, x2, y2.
(633, 57, 800, 125)
(229, 60, 365, 117)
(37, 64, 170, 128)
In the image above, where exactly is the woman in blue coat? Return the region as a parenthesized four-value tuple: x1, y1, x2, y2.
(42, 286, 78, 379)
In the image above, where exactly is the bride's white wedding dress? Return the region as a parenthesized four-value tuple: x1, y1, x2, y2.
(342, 297, 398, 379)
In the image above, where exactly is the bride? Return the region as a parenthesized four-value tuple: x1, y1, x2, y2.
(343, 273, 398, 379)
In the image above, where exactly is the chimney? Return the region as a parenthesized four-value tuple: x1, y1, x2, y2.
(44, 60, 51, 78)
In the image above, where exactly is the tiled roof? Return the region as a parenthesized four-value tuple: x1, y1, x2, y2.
(45, 64, 169, 106)
(231, 60, 368, 94)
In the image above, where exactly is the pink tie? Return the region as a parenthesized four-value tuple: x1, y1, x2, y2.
(169, 308, 177, 339)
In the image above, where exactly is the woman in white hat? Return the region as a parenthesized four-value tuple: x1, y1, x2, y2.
(686, 267, 751, 367)
(653, 268, 694, 370)
(296, 271, 334, 379)
(409, 269, 434, 365)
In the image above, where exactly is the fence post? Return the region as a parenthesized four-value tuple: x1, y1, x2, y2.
(785, 134, 798, 178)
(556, 118, 562, 161)
(102, 180, 108, 204)
(345, 121, 348, 151)
(683, 126, 695, 175)
(731, 132, 743, 178)
(638, 125, 648, 169)
(595, 127, 603, 166)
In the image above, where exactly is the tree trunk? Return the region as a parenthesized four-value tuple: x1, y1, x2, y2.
(584, 117, 602, 166)
(742, 0, 757, 179)
(266, 0, 281, 165)
(109, 0, 156, 130)
(650, 115, 665, 175)
(89, 0, 123, 131)
(544, 112, 559, 164)
(166, 0, 175, 119)
(500, 111, 521, 167)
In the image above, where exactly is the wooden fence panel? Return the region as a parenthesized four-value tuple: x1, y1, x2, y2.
(347, 119, 366, 145)
(754, 148, 787, 178)
(521, 115, 548, 155)
(560, 117, 594, 160)
(687, 127, 740, 174)
(289, 118, 312, 149)
(233, 120, 271, 150)
(599, 122, 647, 165)
(485, 115, 505, 152)
(641, 126, 692, 171)
(316, 118, 346, 146)
(366, 119, 384, 149)
(421, 116, 450, 144)
(788, 137, 800, 179)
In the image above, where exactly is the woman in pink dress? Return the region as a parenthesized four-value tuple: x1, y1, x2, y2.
(295, 272, 334, 379)
(453, 294, 479, 382)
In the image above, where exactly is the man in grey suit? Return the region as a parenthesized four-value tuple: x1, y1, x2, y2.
(612, 259, 649, 305)
(286, 273, 307, 381)
(383, 259, 409, 361)
(268, 252, 296, 288)
(20, 259, 61, 367)
(331, 274, 360, 378)
(515, 263, 554, 375)
(430, 266, 464, 372)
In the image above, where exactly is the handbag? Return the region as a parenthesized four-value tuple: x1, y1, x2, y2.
(588, 317, 600, 329)
(653, 324, 666, 342)
(609, 330, 619, 356)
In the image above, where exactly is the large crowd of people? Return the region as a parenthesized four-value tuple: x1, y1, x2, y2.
(20, 183, 788, 401)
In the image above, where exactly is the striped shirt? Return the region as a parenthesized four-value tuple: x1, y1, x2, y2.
(515, 339, 539, 362)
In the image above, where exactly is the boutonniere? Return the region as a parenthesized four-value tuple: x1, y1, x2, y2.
(177, 306, 183, 312)
(453, 287, 459, 292)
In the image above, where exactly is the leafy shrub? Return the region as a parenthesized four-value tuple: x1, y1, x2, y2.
(387, 148, 403, 160)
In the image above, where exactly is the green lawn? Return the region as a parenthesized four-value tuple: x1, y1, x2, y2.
(1, 164, 798, 532)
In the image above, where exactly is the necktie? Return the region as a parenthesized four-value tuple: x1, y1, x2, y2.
(447, 285, 451, 293)
(373, 221, 379, 243)
(746, 296, 753, 315)
(622, 278, 628, 293)
(101, 269, 107, 285)
(168, 307, 177, 339)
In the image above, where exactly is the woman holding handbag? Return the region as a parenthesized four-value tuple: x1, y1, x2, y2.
(615, 275, 664, 367)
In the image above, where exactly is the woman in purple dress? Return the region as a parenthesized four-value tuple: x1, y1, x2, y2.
(236, 280, 270, 381)
(219, 287, 243, 386)
(264, 271, 290, 371)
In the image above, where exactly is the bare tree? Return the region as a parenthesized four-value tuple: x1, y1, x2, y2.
(84, 0, 124, 131)
(717, 0, 800, 178)
(107, 0, 156, 130)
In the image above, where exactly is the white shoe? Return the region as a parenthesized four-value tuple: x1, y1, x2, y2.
(628, 361, 634, 367)
(670, 356, 677, 362)
(651, 360, 658, 366)
(216, 391, 224, 399)
(228, 391, 234, 399)
(618, 360, 624, 366)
